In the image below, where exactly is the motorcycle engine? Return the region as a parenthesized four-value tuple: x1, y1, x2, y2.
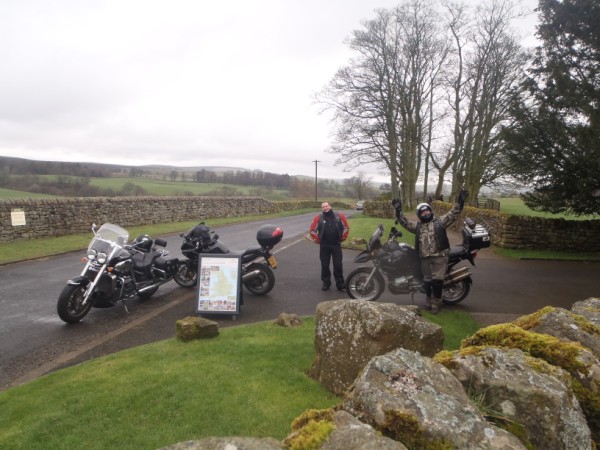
(388, 275, 423, 295)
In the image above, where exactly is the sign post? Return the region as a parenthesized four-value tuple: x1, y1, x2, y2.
(196, 254, 242, 319)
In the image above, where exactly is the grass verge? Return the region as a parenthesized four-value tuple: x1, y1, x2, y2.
(0, 209, 315, 265)
(0, 313, 482, 450)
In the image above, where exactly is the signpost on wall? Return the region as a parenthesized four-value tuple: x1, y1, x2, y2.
(196, 254, 242, 319)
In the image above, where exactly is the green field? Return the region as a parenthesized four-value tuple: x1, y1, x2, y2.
(498, 197, 598, 220)
(0, 188, 58, 199)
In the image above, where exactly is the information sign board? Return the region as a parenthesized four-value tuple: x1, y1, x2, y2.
(196, 254, 241, 315)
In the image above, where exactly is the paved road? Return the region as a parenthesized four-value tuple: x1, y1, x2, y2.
(1, 211, 599, 390)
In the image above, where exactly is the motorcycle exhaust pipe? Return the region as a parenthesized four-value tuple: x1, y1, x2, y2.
(138, 283, 161, 294)
(444, 266, 471, 287)
(242, 269, 261, 282)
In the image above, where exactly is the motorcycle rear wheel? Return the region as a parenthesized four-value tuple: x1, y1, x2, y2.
(345, 267, 385, 301)
(57, 284, 94, 323)
(243, 263, 275, 295)
(442, 279, 471, 305)
(174, 261, 197, 288)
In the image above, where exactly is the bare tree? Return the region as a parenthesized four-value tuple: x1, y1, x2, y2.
(347, 170, 374, 200)
(316, 0, 448, 208)
(433, 0, 529, 202)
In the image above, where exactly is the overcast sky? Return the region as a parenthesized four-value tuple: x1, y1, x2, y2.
(0, 0, 538, 182)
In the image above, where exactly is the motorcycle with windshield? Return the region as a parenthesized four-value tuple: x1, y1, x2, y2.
(57, 223, 179, 323)
(345, 218, 490, 304)
(174, 222, 283, 295)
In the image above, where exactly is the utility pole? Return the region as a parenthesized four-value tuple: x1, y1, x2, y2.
(313, 160, 320, 202)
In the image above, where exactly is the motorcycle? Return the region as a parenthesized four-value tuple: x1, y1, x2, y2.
(345, 218, 490, 304)
(57, 223, 179, 323)
(173, 222, 283, 295)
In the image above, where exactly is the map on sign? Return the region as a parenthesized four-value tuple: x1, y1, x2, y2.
(197, 255, 241, 314)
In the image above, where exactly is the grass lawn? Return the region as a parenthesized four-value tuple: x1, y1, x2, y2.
(0, 314, 481, 450)
(498, 197, 599, 221)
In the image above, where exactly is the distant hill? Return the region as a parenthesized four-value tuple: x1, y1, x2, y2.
(0, 156, 272, 178)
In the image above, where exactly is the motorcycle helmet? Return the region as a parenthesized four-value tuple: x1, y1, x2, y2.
(132, 234, 153, 251)
(416, 203, 433, 223)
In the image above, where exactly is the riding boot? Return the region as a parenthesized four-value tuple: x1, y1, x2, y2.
(424, 297, 433, 311)
(431, 280, 443, 314)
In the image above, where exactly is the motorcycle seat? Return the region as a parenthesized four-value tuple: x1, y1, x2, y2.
(132, 252, 160, 270)
(241, 246, 262, 256)
(449, 245, 468, 259)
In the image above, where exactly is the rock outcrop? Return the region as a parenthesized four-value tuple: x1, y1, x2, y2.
(309, 300, 443, 395)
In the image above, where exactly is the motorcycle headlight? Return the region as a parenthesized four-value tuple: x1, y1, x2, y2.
(87, 249, 97, 261)
(96, 252, 108, 264)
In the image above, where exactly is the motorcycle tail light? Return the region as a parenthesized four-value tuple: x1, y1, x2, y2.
(87, 249, 97, 261)
(471, 250, 478, 258)
(97, 252, 108, 264)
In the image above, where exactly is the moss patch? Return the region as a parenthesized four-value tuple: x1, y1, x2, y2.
(513, 307, 600, 336)
(461, 324, 589, 374)
(284, 408, 335, 450)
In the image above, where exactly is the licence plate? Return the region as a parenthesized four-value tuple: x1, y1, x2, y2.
(267, 255, 278, 269)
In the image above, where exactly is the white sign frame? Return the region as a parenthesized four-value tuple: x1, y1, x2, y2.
(196, 254, 242, 315)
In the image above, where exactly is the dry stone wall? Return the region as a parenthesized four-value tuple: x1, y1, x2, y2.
(365, 200, 600, 252)
(0, 197, 317, 243)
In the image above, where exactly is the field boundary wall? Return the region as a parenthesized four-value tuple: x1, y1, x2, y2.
(0, 197, 317, 243)
(365, 201, 600, 252)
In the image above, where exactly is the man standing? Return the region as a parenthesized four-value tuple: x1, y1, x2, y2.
(309, 202, 350, 291)
(392, 190, 468, 313)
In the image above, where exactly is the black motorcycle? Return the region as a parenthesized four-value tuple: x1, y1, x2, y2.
(174, 222, 283, 295)
(57, 223, 179, 323)
(345, 218, 490, 304)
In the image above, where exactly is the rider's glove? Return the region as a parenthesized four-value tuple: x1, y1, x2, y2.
(457, 189, 469, 210)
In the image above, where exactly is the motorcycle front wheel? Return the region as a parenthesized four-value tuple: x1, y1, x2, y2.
(243, 263, 275, 295)
(57, 284, 94, 323)
(442, 279, 471, 305)
(174, 261, 197, 288)
(345, 267, 385, 301)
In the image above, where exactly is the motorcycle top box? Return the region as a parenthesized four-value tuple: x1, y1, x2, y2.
(465, 223, 491, 250)
(256, 224, 283, 249)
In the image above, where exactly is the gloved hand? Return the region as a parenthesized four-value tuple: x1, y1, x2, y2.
(457, 189, 469, 210)
(391, 198, 402, 212)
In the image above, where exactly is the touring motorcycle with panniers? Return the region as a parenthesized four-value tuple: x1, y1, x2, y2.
(345, 218, 490, 304)
(57, 223, 179, 323)
(173, 222, 283, 295)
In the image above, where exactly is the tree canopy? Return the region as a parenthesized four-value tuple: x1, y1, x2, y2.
(501, 0, 600, 215)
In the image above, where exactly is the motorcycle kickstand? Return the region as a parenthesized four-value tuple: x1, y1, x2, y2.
(120, 299, 131, 314)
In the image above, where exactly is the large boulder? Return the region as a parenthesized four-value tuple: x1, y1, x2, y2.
(439, 347, 592, 449)
(158, 437, 282, 449)
(462, 323, 600, 442)
(309, 300, 443, 395)
(571, 297, 600, 326)
(342, 348, 526, 449)
(283, 409, 407, 450)
(513, 306, 600, 359)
